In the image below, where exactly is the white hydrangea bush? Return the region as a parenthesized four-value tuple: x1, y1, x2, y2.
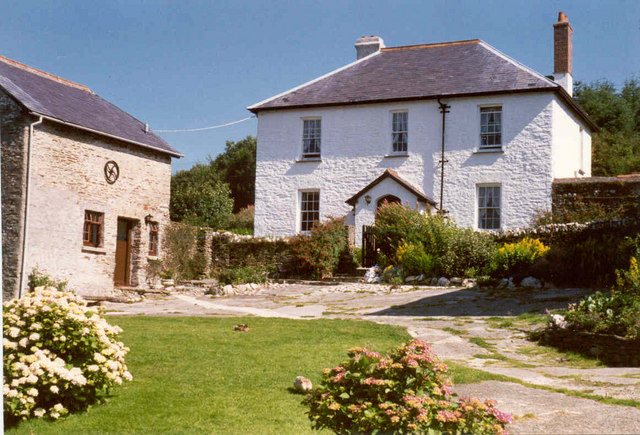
(3, 287, 132, 422)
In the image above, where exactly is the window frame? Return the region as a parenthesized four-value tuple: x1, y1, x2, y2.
(301, 118, 322, 159)
(391, 110, 409, 154)
(83, 210, 104, 247)
(477, 184, 502, 230)
(148, 222, 159, 256)
(299, 190, 320, 233)
(479, 106, 502, 150)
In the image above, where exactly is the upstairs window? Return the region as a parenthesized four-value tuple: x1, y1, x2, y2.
(302, 119, 321, 158)
(478, 185, 501, 230)
(83, 210, 103, 247)
(300, 191, 320, 232)
(392, 111, 408, 153)
(148, 222, 159, 256)
(480, 107, 502, 149)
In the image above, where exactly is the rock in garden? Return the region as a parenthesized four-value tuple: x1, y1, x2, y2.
(520, 277, 542, 289)
(364, 266, 380, 283)
(497, 278, 509, 289)
(430, 277, 439, 286)
(405, 275, 417, 283)
(294, 376, 313, 392)
(450, 277, 463, 286)
(548, 314, 568, 329)
(463, 279, 477, 288)
(222, 284, 234, 294)
(437, 277, 450, 287)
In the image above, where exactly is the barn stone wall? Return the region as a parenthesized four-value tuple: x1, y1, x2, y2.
(1, 91, 30, 300)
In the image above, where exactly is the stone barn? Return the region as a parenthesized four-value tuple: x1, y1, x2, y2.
(0, 55, 181, 299)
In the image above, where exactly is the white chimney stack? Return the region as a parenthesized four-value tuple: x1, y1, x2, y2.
(553, 12, 573, 95)
(355, 36, 385, 60)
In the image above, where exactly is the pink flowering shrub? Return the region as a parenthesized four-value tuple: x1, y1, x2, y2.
(3, 287, 132, 425)
(304, 339, 511, 434)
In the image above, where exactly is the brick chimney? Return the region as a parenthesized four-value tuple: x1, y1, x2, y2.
(553, 12, 573, 95)
(355, 36, 385, 60)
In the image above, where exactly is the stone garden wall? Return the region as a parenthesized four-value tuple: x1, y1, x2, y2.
(201, 229, 292, 275)
(552, 175, 640, 218)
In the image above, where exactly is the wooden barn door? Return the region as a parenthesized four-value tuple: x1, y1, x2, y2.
(114, 218, 132, 286)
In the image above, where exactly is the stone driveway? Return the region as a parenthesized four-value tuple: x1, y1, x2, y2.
(103, 282, 640, 434)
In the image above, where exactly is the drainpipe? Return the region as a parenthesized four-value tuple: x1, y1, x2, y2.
(18, 115, 43, 297)
(437, 99, 450, 212)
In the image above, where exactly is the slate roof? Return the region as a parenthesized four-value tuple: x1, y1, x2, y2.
(346, 169, 436, 206)
(0, 55, 181, 157)
(248, 39, 595, 130)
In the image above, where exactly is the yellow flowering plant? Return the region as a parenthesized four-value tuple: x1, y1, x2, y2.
(491, 237, 550, 278)
(3, 287, 132, 425)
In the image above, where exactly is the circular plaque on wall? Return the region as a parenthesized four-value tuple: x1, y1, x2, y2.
(104, 160, 120, 184)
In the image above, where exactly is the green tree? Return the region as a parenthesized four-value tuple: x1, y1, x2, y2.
(209, 136, 256, 212)
(170, 164, 233, 229)
(574, 78, 640, 176)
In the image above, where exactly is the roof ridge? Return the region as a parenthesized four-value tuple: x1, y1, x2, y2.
(0, 54, 92, 93)
(381, 39, 481, 51)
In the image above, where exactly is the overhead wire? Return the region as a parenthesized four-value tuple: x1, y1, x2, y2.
(155, 116, 256, 133)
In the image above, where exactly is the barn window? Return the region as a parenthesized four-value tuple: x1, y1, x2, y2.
(148, 222, 159, 256)
(83, 211, 103, 247)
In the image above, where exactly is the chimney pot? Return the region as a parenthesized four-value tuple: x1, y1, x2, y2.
(355, 35, 385, 60)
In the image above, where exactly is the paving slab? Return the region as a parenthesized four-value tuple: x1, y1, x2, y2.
(453, 381, 640, 434)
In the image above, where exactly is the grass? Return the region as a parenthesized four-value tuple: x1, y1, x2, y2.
(7, 316, 411, 434)
(441, 327, 467, 336)
(517, 344, 603, 369)
(485, 313, 549, 330)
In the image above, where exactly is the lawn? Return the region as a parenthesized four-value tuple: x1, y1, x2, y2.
(7, 316, 411, 434)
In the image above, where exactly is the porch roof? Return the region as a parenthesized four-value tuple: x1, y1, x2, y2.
(345, 169, 436, 207)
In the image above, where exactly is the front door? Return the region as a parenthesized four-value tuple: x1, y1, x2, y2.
(114, 218, 133, 286)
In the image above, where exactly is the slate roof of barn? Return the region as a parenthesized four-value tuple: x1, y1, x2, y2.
(0, 55, 181, 157)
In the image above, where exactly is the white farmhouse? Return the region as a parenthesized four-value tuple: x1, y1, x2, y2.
(249, 12, 595, 245)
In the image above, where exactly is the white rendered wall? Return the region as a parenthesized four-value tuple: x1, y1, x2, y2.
(255, 92, 577, 243)
(552, 96, 592, 178)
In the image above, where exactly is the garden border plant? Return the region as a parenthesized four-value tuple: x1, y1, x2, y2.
(3, 287, 132, 426)
(304, 338, 512, 434)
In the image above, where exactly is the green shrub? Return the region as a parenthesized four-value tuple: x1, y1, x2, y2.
(490, 238, 549, 278)
(225, 205, 254, 235)
(565, 291, 640, 339)
(374, 203, 432, 259)
(615, 236, 640, 296)
(375, 204, 496, 278)
(395, 243, 435, 277)
(538, 233, 633, 287)
(436, 228, 496, 278)
(162, 223, 207, 281)
(289, 217, 349, 279)
(27, 268, 67, 292)
(304, 339, 512, 434)
(3, 288, 132, 425)
(215, 265, 269, 285)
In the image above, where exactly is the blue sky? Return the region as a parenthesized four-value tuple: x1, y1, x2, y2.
(3, 1, 639, 172)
